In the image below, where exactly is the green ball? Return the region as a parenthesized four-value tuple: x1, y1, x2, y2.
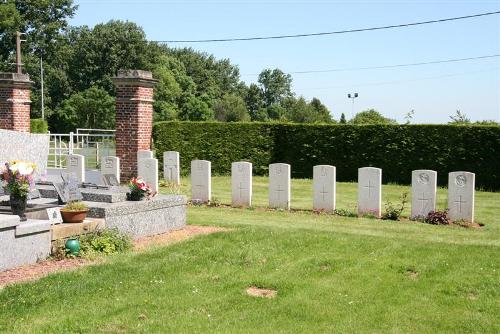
(65, 238, 80, 256)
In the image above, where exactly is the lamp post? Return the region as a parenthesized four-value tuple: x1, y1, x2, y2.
(347, 93, 358, 119)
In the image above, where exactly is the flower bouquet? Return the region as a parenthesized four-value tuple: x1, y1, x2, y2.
(126, 177, 154, 201)
(0, 160, 36, 221)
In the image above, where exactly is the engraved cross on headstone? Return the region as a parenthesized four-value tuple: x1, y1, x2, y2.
(238, 182, 247, 199)
(363, 180, 375, 198)
(320, 185, 328, 201)
(275, 184, 285, 200)
(454, 195, 466, 213)
(418, 192, 430, 212)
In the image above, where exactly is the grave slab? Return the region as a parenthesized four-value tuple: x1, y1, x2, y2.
(411, 170, 437, 219)
(448, 171, 475, 222)
(163, 151, 180, 185)
(191, 160, 211, 203)
(313, 165, 336, 212)
(358, 167, 382, 217)
(269, 163, 291, 210)
(231, 161, 252, 207)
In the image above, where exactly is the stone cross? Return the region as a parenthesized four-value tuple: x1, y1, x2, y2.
(101, 156, 120, 184)
(448, 171, 475, 222)
(66, 154, 85, 183)
(357, 167, 382, 217)
(269, 163, 290, 210)
(138, 158, 159, 193)
(163, 151, 180, 185)
(191, 160, 211, 203)
(313, 165, 336, 212)
(411, 170, 437, 219)
(231, 161, 252, 207)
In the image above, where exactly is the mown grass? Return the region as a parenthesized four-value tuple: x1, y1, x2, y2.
(0, 177, 498, 333)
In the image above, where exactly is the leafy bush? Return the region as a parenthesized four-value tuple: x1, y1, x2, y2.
(424, 210, 451, 225)
(78, 228, 132, 257)
(62, 201, 88, 212)
(382, 192, 408, 221)
(153, 122, 500, 190)
(30, 119, 48, 133)
(334, 208, 357, 217)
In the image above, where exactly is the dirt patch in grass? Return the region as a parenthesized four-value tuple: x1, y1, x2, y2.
(0, 225, 229, 288)
(246, 286, 277, 298)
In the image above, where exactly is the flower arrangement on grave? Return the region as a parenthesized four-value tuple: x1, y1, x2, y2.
(0, 160, 36, 221)
(127, 177, 154, 201)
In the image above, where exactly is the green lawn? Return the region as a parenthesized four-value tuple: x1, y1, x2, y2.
(0, 177, 499, 333)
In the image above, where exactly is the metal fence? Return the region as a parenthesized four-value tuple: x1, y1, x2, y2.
(48, 129, 115, 169)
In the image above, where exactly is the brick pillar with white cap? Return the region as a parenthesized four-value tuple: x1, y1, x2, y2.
(0, 73, 33, 132)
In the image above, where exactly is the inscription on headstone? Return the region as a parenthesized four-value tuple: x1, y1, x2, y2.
(163, 151, 180, 185)
(313, 165, 336, 212)
(231, 161, 252, 207)
(137, 150, 153, 161)
(269, 163, 291, 210)
(358, 167, 382, 217)
(191, 160, 211, 203)
(411, 170, 437, 219)
(103, 174, 120, 187)
(66, 154, 85, 183)
(448, 171, 475, 222)
(53, 174, 83, 204)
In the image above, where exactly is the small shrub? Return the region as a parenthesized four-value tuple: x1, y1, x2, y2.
(208, 197, 222, 207)
(30, 119, 48, 133)
(382, 192, 408, 221)
(424, 210, 451, 225)
(61, 201, 88, 212)
(78, 228, 132, 258)
(334, 208, 357, 217)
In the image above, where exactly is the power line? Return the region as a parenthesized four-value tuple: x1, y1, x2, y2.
(155, 10, 500, 43)
(241, 54, 500, 76)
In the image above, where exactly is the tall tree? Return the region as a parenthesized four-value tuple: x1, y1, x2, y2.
(214, 94, 249, 122)
(257, 68, 293, 108)
(350, 109, 396, 125)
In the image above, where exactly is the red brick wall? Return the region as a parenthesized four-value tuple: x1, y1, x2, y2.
(0, 86, 31, 132)
(115, 84, 155, 180)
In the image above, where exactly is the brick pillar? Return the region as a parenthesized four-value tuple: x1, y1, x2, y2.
(112, 70, 158, 181)
(0, 73, 33, 132)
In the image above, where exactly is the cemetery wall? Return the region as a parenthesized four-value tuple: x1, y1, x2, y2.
(153, 122, 500, 190)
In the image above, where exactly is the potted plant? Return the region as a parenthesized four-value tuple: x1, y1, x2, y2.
(60, 201, 89, 223)
(0, 161, 36, 221)
(126, 177, 153, 201)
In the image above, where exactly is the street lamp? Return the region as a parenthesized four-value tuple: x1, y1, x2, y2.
(347, 93, 359, 118)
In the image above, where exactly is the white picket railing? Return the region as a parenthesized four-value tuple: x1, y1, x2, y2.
(48, 129, 115, 169)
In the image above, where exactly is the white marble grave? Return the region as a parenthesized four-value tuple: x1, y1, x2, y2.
(448, 171, 475, 222)
(191, 160, 211, 203)
(269, 163, 291, 210)
(66, 154, 85, 183)
(357, 167, 382, 217)
(313, 165, 336, 212)
(411, 170, 437, 219)
(231, 161, 252, 207)
(163, 151, 180, 185)
(137, 150, 153, 161)
(101, 156, 120, 184)
(138, 158, 159, 193)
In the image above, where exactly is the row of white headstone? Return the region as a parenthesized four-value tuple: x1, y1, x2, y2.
(65, 151, 475, 222)
(190, 161, 475, 223)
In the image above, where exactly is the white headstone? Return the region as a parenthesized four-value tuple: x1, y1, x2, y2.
(137, 150, 153, 161)
(66, 154, 85, 183)
(411, 170, 437, 219)
(138, 158, 159, 193)
(313, 165, 336, 212)
(231, 161, 252, 207)
(191, 160, 211, 203)
(101, 156, 120, 184)
(448, 171, 475, 222)
(163, 151, 180, 185)
(269, 163, 291, 210)
(358, 167, 382, 217)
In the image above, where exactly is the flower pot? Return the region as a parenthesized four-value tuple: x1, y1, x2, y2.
(60, 210, 88, 223)
(10, 194, 27, 221)
(65, 238, 80, 256)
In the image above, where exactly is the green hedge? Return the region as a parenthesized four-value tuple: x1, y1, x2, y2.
(30, 119, 48, 133)
(153, 122, 500, 190)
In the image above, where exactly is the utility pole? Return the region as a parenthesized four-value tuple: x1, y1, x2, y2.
(40, 54, 45, 120)
(347, 93, 359, 118)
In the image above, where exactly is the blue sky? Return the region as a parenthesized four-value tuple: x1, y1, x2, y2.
(72, 0, 500, 123)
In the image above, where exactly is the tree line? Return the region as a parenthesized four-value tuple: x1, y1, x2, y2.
(0, 1, 496, 133)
